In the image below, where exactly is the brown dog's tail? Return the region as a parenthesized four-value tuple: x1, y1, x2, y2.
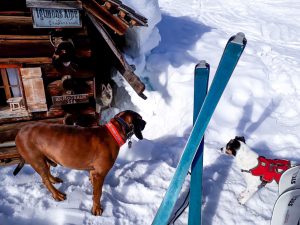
(13, 158, 25, 176)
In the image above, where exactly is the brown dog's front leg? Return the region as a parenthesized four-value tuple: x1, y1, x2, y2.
(90, 170, 105, 216)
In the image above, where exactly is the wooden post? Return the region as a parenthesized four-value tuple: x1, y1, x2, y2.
(0, 69, 12, 100)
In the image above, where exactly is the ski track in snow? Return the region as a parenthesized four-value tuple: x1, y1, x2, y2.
(1, 0, 300, 224)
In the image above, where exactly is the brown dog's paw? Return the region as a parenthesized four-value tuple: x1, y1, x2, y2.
(52, 191, 67, 201)
(91, 205, 103, 216)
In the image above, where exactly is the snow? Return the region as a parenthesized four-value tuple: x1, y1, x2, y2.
(1, 0, 300, 224)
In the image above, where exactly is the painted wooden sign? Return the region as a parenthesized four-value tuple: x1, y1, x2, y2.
(52, 94, 89, 105)
(32, 8, 81, 28)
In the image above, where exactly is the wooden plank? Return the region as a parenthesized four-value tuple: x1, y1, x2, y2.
(0, 39, 53, 57)
(0, 0, 27, 11)
(0, 69, 12, 99)
(0, 57, 52, 65)
(26, 0, 83, 9)
(0, 146, 20, 160)
(20, 67, 48, 112)
(42, 63, 95, 79)
(0, 16, 33, 27)
(0, 130, 19, 143)
(0, 158, 21, 167)
(0, 118, 64, 132)
(83, 0, 128, 36)
(0, 38, 91, 58)
(0, 35, 49, 40)
(0, 11, 31, 16)
(87, 13, 146, 99)
(0, 113, 65, 125)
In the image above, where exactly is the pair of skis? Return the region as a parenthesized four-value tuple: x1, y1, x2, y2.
(152, 32, 247, 225)
(271, 166, 300, 225)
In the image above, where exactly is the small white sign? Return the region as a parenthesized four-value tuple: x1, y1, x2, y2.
(32, 8, 82, 28)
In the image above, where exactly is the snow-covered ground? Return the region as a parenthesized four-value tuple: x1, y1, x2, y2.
(1, 0, 300, 224)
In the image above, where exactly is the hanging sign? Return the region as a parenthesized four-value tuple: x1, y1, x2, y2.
(52, 94, 89, 105)
(26, 0, 82, 28)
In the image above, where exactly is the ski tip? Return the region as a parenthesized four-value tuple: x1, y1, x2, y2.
(195, 60, 210, 70)
(231, 32, 247, 45)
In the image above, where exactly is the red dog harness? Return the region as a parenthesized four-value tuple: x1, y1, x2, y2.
(244, 156, 291, 183)
(105, 122, 125, 147)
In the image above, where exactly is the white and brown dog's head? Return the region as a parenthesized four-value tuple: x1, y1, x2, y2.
(221, 136, 246, 157)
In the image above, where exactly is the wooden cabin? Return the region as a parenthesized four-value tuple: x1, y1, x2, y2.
(0, 0, 148, 165)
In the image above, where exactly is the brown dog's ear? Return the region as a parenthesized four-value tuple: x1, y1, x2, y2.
(133, 119, 146, 140)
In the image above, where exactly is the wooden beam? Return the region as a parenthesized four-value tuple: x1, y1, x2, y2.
(0, 11, 31, 16)
(0, 69, 12, 99)
(0, 158, 21, 167)
(42, 63, 95, 79)
(0, 57, 52, 65)
(0, 146, 20, 160)
(0, 35, 49, 40)
(0, 38, 91, 58)
(0, 118, 64, 133)
(26, 0, 83, 9)
(0, 130, 19, 144)
(82, 0, 128, 36)
(0, 39, 53, 57)
(0, 16, 33, 27)
(87, 13, 147, 99)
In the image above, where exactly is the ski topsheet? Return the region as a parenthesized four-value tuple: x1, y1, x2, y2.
(271, 189, 300, 225)
(152, 33, 247, 225)
(188, 61, 210, 225)
(279, 166, 300, 195)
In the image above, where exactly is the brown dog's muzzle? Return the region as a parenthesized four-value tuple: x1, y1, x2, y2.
(133, 118, 146, 140)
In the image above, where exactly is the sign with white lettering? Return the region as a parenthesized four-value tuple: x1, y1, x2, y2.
(32, 8, 82, 28)
(52, 94, 89, 105)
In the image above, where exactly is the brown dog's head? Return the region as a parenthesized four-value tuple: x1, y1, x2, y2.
(115, 110, 146, 140)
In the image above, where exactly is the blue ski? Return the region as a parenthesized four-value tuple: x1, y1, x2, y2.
(167, 61, 210, 225)
(188, 61, 210, 225)
(152, 32, 247, 225)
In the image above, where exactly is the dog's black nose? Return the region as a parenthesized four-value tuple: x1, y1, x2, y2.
(220, 147, 223, 151)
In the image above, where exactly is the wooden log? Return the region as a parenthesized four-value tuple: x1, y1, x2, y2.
(0, 158, 21, 167)
(0, 146, 21, 166)
(0, 11, 32, 16)
(0, 130, 18, 144)
(82, 0, 128, 35)
(0, 39, 53, 57)
(0, 117, 65, 132)
(0, 37, 92, 58)
(0, 114, 64, 126)
(0, 16, 36, 34)
(0, 57, 52, 65)
(0, 35, 50, 40)
(0, 0, 27, 11)
(42, 63, 95, 79)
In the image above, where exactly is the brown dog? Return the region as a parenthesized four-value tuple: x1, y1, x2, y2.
(13, 110, 146, 216)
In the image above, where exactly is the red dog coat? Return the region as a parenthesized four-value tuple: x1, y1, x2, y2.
(247, 156, 291, 183)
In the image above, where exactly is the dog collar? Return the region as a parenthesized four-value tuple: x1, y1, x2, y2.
(105, 122, 125, 147)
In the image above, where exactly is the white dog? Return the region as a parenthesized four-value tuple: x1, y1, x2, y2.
(221, 136, 291, 204)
